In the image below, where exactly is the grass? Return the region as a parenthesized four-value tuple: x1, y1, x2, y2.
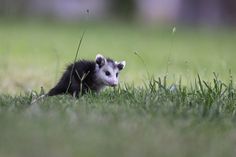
(1, 76, 236, 157)
(1, 21, 236, 157)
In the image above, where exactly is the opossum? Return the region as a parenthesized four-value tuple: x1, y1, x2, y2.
(48, 54, 126, 97)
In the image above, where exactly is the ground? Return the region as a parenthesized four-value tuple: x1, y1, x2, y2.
(0, 21, 236, 157)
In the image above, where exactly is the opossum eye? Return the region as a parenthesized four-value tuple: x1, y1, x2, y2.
(105, 71, 111, 76)
(116, 73, 118, 77)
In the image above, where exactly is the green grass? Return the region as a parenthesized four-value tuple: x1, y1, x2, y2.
(1, 21, 236, 157)
(1, 76, 236, 157)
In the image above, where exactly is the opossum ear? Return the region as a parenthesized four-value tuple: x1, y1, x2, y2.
(96, 54, 106, 67)
(116, 61, 126, 71)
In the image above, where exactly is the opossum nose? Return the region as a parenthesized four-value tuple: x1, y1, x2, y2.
(109, 81, 118, 87)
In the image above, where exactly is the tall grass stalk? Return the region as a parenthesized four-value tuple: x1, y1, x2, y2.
(65, 30, 86, 94)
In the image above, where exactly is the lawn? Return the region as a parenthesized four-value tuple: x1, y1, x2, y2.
(0, 21, 236, 157)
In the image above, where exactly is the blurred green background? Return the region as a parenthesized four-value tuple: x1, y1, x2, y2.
(1, 22, 236, 94)
(0, 0, 236, 94)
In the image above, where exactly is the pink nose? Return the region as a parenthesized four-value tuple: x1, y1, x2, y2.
(109, 80, 118, 87)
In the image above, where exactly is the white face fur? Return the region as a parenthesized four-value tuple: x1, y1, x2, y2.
(95, 54, 126, 87)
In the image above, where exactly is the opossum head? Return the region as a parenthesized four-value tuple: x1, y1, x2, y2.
(95, 54, 126, 87)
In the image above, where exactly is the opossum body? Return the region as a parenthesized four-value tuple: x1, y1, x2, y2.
(48, 54, 126, 97)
